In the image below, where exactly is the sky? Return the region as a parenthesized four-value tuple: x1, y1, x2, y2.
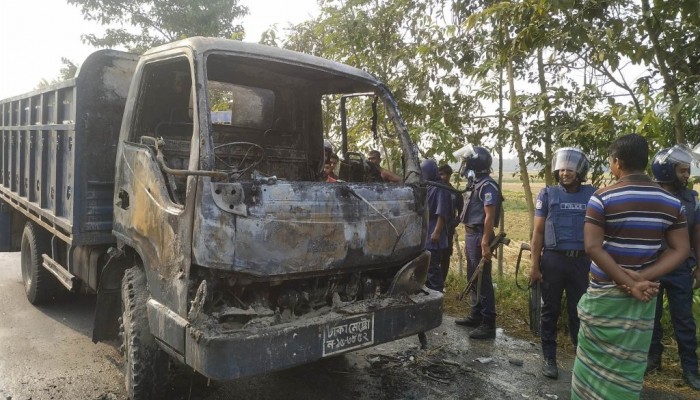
(0, 0, 319, 100)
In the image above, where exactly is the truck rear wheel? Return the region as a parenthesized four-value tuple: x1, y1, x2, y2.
(20, 222, 59, 304)
(120, 266, 169, 399)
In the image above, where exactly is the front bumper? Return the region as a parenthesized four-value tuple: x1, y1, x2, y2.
(179, 289, 443, 380)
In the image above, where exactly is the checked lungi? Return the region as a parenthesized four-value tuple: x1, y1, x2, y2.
(571, 286, 656, 400)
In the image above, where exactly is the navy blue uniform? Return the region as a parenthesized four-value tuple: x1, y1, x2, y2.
(461, 175, 501, 324)
(649, 188, 699, 376)
(422, 160, 453, 292)
(440, 187, 464, 280)
(534, 184, 596, 361)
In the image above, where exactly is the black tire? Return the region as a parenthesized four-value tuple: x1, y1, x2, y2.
(20, 222, 59, 304)
(120, 266, 170, 399)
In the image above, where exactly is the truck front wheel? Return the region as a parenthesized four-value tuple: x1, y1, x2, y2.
(20, 222, 59, 304)
(120, 266, 169, 399)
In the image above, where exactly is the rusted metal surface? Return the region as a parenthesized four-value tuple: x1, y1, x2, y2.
(112, 142, 193, 316)
(181, 288, 443, 380)
(192, 179, 425, 277)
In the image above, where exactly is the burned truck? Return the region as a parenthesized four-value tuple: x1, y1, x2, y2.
(0, 37, 442, 398)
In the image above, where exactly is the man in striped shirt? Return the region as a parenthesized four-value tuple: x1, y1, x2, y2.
(571, 134, 690, 400)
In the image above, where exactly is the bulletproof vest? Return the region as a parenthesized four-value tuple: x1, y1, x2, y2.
(461, 176, 501, 227)
(543, 184, 596, 250)
(680, 189, 698, 237)
(660, 188, 698, 256)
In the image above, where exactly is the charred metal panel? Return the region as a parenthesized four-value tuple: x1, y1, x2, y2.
(192, 179, 425, 277)
(147, 298, 187, 355)
(112, 142, 193, 316)
(183, 289, 443, 380)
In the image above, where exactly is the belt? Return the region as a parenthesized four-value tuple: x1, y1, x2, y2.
(464, 224, 483, 233)
(548, 249, 586, 258)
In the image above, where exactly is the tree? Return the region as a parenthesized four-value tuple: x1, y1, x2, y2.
(281, 0, 480, 168)
(67, 0, 248, 52)
(36, 58, 79, 90)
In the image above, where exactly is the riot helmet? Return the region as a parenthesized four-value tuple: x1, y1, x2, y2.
(469, 147, 493, 173)
(454, 144, 492, 178)
(551, 147, 589, 183)
(651, 145, 693, 185)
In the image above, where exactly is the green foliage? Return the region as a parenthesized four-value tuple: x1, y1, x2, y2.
(35, 58, 79, 90)
(280, 0, 481, 169)
(67, 0, 249, 52)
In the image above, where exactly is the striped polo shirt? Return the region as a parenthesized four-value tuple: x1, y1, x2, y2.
(584, 174, 686, 281)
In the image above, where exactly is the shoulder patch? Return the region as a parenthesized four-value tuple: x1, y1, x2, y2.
(536, 199, 543, 210)
(484, 192, 493, 202)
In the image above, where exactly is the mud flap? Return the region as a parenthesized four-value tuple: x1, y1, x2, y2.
(528, 281, 542, 336)
(0, 202, 11, 251)
(92, 247, 129, 342)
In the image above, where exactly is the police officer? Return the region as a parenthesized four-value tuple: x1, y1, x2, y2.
(529, 147, 596, 379)
(647, 145, 700, 391)
(421, 159, 453, 292)
(438, 164, 464, 282)
(454, 147, 501, 340)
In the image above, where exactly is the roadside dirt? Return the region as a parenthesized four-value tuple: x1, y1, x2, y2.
(0, 252, 693, 400)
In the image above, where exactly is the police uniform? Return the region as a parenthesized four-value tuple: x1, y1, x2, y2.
(535, 183, 596, 363)
(440, 188, 464, 281)
(461, 174, 501, 328)
(422, 159, 453, 292)
(649, 188, 699, 377)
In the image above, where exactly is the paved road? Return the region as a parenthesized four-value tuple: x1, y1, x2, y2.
(0, 251, 692, 400)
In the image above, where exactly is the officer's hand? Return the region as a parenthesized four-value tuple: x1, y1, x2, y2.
(481, 242, 492, 260)
(529, 268, 543, 285)
(430, 230, 440, 244)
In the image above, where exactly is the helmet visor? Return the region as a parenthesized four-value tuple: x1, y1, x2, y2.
(453, 144, 475, 160)
(658, 144, 693, 166)
(552, 148, 586, 173)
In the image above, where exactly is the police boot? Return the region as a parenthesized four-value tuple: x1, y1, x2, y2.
(542, 358, 558, 379)
(455, 315, 482, 327)
(645, 353, 662, 374)
(469, 321, 496, 340)
(683, 371, 700, 391)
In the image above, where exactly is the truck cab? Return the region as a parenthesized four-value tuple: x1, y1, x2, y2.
(1, 37, 443, 399)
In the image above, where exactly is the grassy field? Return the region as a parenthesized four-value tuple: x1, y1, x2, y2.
(443, 175, 700, 396)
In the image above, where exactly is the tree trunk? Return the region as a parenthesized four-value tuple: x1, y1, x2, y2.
(641, 0, 684, 144)
(537, 48, 553, 186)
(497, 65, 505, 277)
(508, 59, 535, 239)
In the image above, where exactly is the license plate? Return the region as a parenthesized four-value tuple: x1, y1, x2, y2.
(322, 313, 374, 357)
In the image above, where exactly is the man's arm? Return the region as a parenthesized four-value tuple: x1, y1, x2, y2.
(431, 216, 446, 243)
(694, 225, 700, 284)
(638, 227, 689, 281)
(529, 217, 545, 284)
(481, 205, 496, 260)
(584, 222, 658, 301)
(380, 168, 402, 183)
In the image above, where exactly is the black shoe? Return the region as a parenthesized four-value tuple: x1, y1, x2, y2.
(455, 315, 482, 327)
(542, 358, 558, 379)
(469, 323, 496, 340)
(683, 372, 700, 391)
(646, 354, 662, 374)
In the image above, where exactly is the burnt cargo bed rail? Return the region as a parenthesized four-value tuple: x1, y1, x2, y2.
(0, 50, 138, 246)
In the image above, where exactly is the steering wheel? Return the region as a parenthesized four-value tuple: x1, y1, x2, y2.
(344, 151, 366, 164)
(214, 142, 265, 179)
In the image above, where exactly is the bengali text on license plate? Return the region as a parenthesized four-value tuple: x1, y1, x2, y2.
(322, 313, 375, 357)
